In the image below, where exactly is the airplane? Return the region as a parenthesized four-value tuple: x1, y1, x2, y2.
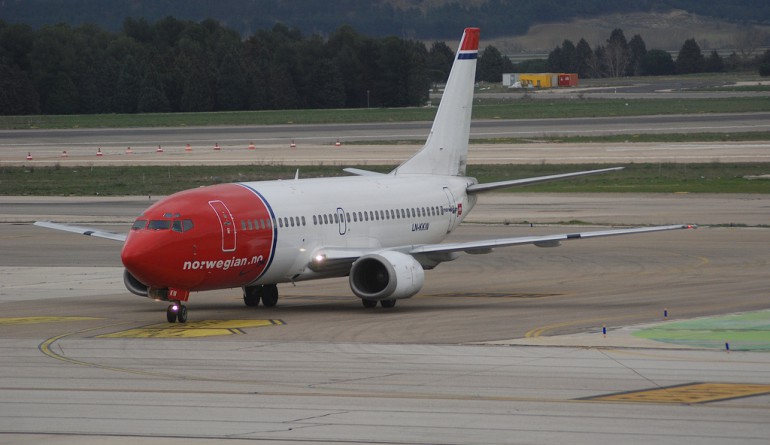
(35, 28, 694, 323)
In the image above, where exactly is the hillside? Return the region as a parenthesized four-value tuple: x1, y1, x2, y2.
(1, 0, 768, 39)
(492, 9, 770, 54)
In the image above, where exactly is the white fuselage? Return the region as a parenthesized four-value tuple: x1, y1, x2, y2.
(247, 174, 477, 284)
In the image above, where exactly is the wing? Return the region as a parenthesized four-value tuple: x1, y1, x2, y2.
(409, 224, 696, 256)
(309, 224, 696, 273)
(34, 221, 127, 242)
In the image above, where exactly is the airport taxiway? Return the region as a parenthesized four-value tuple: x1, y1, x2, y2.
(1, 192, 769, 443)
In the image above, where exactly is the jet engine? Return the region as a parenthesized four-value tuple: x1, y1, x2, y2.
(349, 251, 425, 301)
(123, 269, 149, 297)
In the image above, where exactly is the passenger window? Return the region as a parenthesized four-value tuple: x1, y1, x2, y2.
(290, 217, 295, 227)
(148, 220, 171, 230)
(313, 215, 318, 225)
(131, 220, 147, 230)
(301, 216, 306, 226)
(346, 213, 351, 222)
(334, 214, 339, 224)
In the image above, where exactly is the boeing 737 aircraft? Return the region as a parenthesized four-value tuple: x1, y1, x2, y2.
(36, 28, 693, 323)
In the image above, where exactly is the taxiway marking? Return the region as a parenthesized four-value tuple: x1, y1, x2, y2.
(97, 319, 285, 338)
(586, 382, 770, 404)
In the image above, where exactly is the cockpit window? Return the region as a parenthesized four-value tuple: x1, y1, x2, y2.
(148, 220, 172, 230)
(171, 219, 194, 232)
(131, 220, 147, 230)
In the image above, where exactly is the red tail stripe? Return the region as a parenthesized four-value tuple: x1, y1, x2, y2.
(460, 28, 480, 51)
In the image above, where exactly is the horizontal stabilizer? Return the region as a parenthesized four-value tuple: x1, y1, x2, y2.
(467, 167, 624, 194)
(343, 168, 387, 176)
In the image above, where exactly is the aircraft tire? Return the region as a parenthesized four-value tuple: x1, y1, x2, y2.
(380, 299, 397, 308)
(166, 305, 177, 323)
(243, 286, 261, 307)
(262, 285, 279, 307)
(361, 299, 377, 308)
(177, 305, 188, 323)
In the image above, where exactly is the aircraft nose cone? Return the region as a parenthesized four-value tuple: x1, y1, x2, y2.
(121, 235, 162, 287)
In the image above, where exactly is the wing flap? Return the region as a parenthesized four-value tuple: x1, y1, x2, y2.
(34, 221, 127, 242)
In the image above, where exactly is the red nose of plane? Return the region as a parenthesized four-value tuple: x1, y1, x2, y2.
(120, 192, 204, 290)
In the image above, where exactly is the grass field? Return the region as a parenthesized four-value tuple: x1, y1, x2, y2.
(2, 163, 768, 196)
(2, 97, 769, 130)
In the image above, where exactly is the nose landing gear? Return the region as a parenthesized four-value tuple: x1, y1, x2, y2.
(166, 303, 188, 323)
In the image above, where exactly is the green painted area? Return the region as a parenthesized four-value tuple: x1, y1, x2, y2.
(634, 310, 770, 351)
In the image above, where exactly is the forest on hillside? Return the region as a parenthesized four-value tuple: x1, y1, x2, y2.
(1, 0, 769, 39)
(3, 16, 769, 116)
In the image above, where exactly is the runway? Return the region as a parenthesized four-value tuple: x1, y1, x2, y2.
(3, 112, 770, 166)
(1, 192, 769, 443)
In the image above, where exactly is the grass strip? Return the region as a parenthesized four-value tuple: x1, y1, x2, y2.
(1, 97, 768, 130)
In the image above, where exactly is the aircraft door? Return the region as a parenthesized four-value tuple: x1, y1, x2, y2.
(337, 207, 347, 235)
(442, 187, 458, 233)
(208, 200, 237, 252)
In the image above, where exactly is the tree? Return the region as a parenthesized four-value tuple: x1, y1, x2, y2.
(640, 49, 675, 76)
(477, 45, 505, 82)
(114, 55, 142, 113)
(427, 41, 454, 84)
(676, 38, 705, 74)
(588, 45, 608, 78)
(215, 50, 247, 110)
(574, 38, 593, 78)
(306, 59, 346, 109)
(44, 72, 78, 114)
(704, 50, 724, 73)
(627, 34, 647, 76)
(0, 60, 39, 114)
(604, 28, 629, 77)
(759, 50, 770, 77)
(137, 63, 171, 113)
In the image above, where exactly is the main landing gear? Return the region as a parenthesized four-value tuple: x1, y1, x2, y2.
(243, 284, 279, 308)
(166, 303, 187, 323)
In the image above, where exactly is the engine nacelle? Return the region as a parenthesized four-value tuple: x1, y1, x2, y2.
(349, 251, 425, 301)
(123, 269, 149, 297)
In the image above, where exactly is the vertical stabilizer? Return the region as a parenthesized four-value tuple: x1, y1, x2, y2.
(393, 27, 479, 176)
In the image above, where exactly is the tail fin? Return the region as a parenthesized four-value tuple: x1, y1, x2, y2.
(393, 27, 479, 176)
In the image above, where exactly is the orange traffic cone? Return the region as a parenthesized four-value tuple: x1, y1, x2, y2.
(96, 148, 103, 157)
